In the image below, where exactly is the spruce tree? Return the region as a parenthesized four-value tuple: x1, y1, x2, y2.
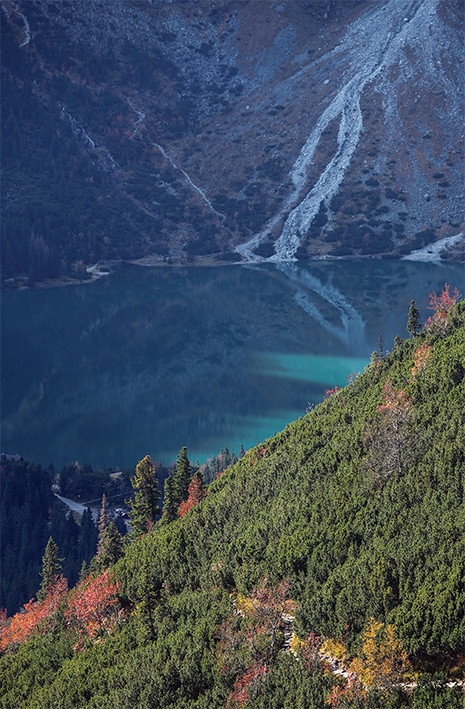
(96, 522, 123, 570)
(162, 473, 177, 523)
(97, 493, 109, 555)
(38, 537, 63, 601)
(79, 559, 89, 581)
(173, 446, 191, 509)
(407, 300, 421, 336)
(127, 455, 161, 538)
(378, 329, 384, 358)
(79, 507, 97, 564)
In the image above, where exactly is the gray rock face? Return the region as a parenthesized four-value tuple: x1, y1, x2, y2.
(3, 0, 464, 270)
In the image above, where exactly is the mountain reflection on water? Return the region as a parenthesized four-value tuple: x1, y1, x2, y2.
(1, 260, 462, 469)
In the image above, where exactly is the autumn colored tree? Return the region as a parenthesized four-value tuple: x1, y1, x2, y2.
(127, 455, 161, 537)
(38, 537, 63, 601)
(349, 618, 409, 694)
(227, 660, 267, 707)
(424, 283, 460, 334)
(411, 342, 431, 377)
(325, 677, 366, 709)
(218, 577, 292, 706)
(363, 380, 413, 482)
(406, 299, 421, 336)
(378, 379, 411, 417)
(324, 385, 341, 401)
(33, 574, 68, 634)
(0, 575, 67, 653)
(179, 468, 205, 517)
(64, 569, 120, 648)
(300, 632, 323, 672)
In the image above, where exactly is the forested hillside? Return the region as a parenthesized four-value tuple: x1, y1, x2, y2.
(0, 458, 98, 615)
(1, 293, 464, 708)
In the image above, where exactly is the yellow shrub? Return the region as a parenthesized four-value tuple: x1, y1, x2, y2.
(320, 637, 348, 664)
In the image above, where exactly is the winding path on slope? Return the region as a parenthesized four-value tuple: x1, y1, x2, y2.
(281, 611, 464, 692)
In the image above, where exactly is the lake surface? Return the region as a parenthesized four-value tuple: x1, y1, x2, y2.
(1, 260, 462, 470)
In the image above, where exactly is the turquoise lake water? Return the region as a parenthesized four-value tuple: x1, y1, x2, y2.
(1, 260, 462, 469)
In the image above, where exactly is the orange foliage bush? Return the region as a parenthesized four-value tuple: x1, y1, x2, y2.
(0, 575, 68, 653)
(179, 470, 205, 517)
(64, 569, 120, 649)
(227, 660, 267, 707)
(411, 343, 431, 377)
(424, 283, 460, 333)
(377, 380, 411, 416)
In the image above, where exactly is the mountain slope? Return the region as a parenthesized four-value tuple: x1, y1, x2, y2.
(1, 298, 464, 707)
(1, 0, 464, 283)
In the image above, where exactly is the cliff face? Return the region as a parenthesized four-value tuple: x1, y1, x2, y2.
(2, 0, 464, 277)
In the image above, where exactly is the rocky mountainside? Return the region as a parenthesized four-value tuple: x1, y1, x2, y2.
(1, 0, 464, 280)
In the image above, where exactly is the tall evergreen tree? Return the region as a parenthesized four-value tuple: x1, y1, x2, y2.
(162, 473, 177, 523)
(79, 507, 98, 564)
(127, 455, 161, 538)
(173, 446, 191, 508)
(95, 522, 123, 570)
(97, 493, 109, 556)
(38, 537, 63, 601)
(378, 329, 384, 358)
(407, 300, 421, 336)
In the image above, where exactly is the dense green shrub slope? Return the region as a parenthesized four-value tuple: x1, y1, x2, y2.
(1, 303, 464, 708)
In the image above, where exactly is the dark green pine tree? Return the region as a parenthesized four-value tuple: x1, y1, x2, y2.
(79, 559, 90, 581)
(38, 537, 63, 601)
(378, 329, 384, 358)
(79, 507, 98, 565)
(407, 299, 421, 336)
(162, 473, 177, 523)
(173, 446, 191, 509)
(95, 522, 123, 571)
(127, 455, 161, 538)
(97, 493, 109, 555)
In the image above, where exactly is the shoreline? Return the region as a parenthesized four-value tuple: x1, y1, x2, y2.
(2, 240, 463, 292)
(2, 268, 110, 292)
